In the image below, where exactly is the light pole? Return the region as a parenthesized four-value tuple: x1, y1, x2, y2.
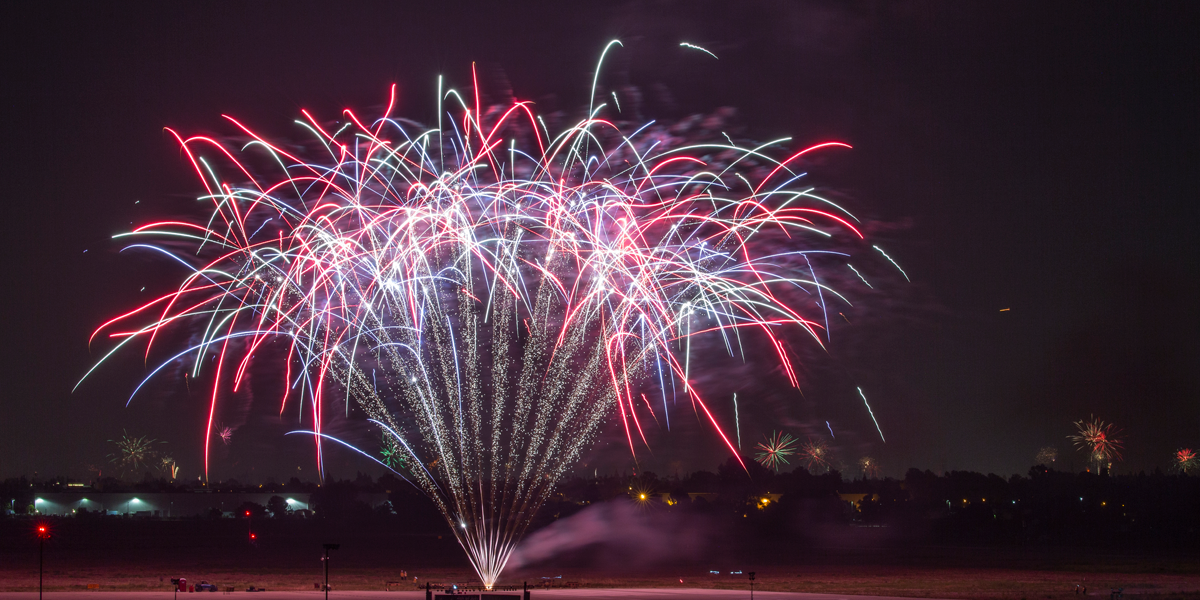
(322, 543, 340, 600)
(37, 524, 51, 600)
(748, 571, 756, 600)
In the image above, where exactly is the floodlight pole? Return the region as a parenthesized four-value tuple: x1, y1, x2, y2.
(37, 526, 50, 600)
(322, 543, 340, 600)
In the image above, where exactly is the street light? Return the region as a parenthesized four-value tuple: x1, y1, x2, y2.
(749, 571, 756, 600)
(36, 524, 51, 600)
(322, 543, 340, 600)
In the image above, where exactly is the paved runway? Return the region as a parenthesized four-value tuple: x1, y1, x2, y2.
(0, 590, 944, 600)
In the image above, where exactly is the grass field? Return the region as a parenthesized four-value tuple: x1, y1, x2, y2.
(4, 557, 1200, 599)
(3, 518, 1198, 598)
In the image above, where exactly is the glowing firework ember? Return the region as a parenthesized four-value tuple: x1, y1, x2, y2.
(1035, 446, 1058, 466)
(755, 431, 798, 472)
(1069, 417, 1123, 473)
(857, 455, 880, 478)
(1174, 448, 1198, 474)
(799, 437, 832, 473)
(82, 47, 887, 587)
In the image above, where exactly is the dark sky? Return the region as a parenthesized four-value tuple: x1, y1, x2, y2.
(2, 1, 1197, 482)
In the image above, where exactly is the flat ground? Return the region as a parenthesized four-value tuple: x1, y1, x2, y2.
(4, 553, 1198, 599)
(0, 591, 942, 600)
(2, 519, 1197, 599)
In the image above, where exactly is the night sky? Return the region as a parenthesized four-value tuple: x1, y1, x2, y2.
(2, 2, 1197, 482)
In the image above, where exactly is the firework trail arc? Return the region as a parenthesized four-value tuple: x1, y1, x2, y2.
(83, 55, 886, 586)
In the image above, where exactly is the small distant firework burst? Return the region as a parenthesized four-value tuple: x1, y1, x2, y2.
(1035, 446, 1058, 466)
(755, 431, 798, 472)
(1174, 448, 1198, 474)
(160, 455, 179, 479)
(858, 455, 880, 478)
(380, 433, 407, 471)
(1069, 417, 1123, 472)
(216, 425, 234, 446)
(799, 437, 832, 473)
(83, 44, 898, 587)
(107, 431, 164, 475)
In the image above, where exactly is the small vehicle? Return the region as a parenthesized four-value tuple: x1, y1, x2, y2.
(195, 581, 218, 592)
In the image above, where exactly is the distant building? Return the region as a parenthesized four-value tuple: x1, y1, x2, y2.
(28, 491, 384, 517)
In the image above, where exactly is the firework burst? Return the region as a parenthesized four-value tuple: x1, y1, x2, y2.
(159, 455, 179, 479)
(107, 431, 164, 476)
(755, 431, 798, 472)
(380, 432, 407, 471)
(82, 48, 888, 587)
(216, 424, 234, 446)
(1035, 446, 1058, 466)
(799, 437, 832, 473)
(1069, 417, 1123, 473)
(858, 455, 880, 478)
(1174, 448, 1198, 474)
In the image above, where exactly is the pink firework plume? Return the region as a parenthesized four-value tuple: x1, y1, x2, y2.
(755, 431, 798, 472)
(79, 47, 892, 587)
(1069, 416, 1123, 471)
(1175, 448, 1199, 474)
(800, 437, 832, 473)
(216, 423, 233, 446)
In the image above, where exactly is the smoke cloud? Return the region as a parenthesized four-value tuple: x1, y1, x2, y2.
(509, 500, 710, 570)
